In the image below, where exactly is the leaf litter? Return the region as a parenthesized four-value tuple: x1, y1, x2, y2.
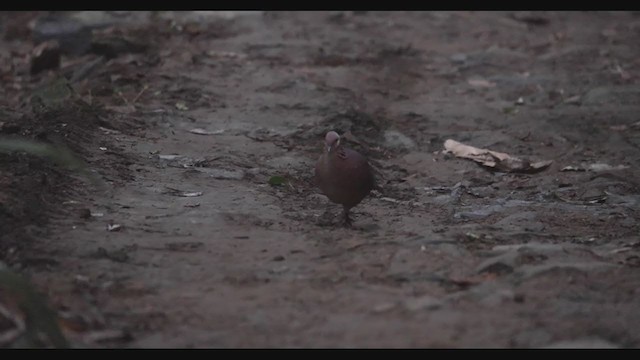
(443, 139, 553, 173)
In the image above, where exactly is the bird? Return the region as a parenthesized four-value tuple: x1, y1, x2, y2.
(315, 131, 375, 226)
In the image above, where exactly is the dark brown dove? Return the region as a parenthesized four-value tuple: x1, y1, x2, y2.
(315, 131, 375, 226)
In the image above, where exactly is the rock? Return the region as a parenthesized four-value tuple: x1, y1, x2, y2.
(30, 40, 61, 75)
(383, 130, 417, 151)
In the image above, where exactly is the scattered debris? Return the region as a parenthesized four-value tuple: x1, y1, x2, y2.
(553, 192, 607, 205)
(188, 128, 225, 135)
(157, 154, 183, 161)
(107, 223, 122, 232)
(443, 139, 552, 173)
(175, 101, 189, 111)
(467, 77, 496, 88)
(162, 187, 203, 197)
(563, 95, 581, 105)
(561, 163, 630, 172)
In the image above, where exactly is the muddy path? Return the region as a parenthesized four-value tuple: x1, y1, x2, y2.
(1, 11, 640, 348)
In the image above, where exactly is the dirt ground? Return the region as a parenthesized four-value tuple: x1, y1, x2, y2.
(1, 11, 640, 348)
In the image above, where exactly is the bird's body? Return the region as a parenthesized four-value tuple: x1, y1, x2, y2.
(315, 131, 375, 226)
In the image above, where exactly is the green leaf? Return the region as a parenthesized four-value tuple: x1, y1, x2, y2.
(268, 175, 286, 186)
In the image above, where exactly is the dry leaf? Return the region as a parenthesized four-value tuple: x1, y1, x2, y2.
(443, 139, 552, 173)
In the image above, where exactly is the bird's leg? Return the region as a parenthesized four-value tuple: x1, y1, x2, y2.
(342, 206, 353, 227)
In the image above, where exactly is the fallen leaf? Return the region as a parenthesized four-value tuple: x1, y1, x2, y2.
(268, 175, 287, 186)
(443, 139, 552, 173)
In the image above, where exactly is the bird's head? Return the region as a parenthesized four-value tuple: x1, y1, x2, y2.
(324, 131, 341, 153)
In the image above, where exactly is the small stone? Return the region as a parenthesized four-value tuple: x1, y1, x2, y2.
(272, 255, 285, 262)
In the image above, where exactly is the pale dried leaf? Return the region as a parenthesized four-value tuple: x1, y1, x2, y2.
(443, 139, 552, 173)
